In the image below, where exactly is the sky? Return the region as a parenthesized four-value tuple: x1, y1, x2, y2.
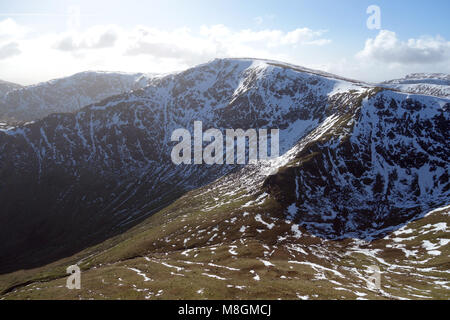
(0, 0, 449, 85)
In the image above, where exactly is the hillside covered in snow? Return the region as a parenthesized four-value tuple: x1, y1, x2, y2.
(0, 71, 154, 123)
(380, 73, 450, 98)
(0, 79, 22, 97)
(0, 59, 448, 299)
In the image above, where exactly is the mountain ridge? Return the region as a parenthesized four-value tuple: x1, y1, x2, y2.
(0, 71, 156, 123)
(380, 73, 450, 98)
(0, 58, 448, 299)
(0, 79, 23, 98)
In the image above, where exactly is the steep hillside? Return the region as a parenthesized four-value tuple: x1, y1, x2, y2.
(264, 90, 449, 239)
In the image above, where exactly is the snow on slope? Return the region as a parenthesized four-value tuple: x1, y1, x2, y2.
(0, 71, 155, 122)
(381, 73, 450, 98)
(0, 79, 23, 97)
(260, 89, 449, 239)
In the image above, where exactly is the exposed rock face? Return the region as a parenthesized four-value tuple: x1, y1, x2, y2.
(263, 89, 449, 239)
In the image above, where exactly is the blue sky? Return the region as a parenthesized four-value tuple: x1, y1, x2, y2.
(0, 0, 449, 84)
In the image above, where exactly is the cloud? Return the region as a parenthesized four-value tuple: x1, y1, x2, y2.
(280, 28, 330, 46)
(0, 18, 29, 40)
(0, 19, 25, 60)
(2, 17, 450, 85)
(54, 26, 119, 51)
(357, 30, 450, 64)
(200, 25, 330, 47)
(0, 42, 21, 59)
(125, 24, 330, 65)
(0, 18, 331, 84)
(50, 23, 329, 66)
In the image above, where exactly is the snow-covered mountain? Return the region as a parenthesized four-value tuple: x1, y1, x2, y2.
(0, 58, 448, 284)
(0, 79, 22, 97)
(0, 71, 155, 122)
(381, 73, 450, 98)
(262, 89, 449, 239)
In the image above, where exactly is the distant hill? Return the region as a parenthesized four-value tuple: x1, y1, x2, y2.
(0, 71, 155, 122)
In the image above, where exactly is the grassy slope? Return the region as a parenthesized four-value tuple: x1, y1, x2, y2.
(0, 173, 448, 300)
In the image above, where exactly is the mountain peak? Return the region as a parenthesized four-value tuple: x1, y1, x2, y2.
(204, 57, 363, 84)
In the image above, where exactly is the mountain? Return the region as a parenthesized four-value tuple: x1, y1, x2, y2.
(381, 73, 450, 98)
(0, 79, 23, 97)
(2, 58, 361, 272)
(0, 71, 154, 123)
(0, 58, 448, 299)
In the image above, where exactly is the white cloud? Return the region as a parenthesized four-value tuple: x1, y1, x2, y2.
(357, 30, 450, 64)
(0, 42, 21, 59)
(0, 18, 331, 84)
(4, 17, 449, 85)
(281, 28, 330, 46)
(0, 19, 26, 60)
(0, 18, 29, 40)
(125, 25, 330, 64)
(54, 26, 119, 51)
(200, 25, 330, 47)
(124, 26, 217, 65)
